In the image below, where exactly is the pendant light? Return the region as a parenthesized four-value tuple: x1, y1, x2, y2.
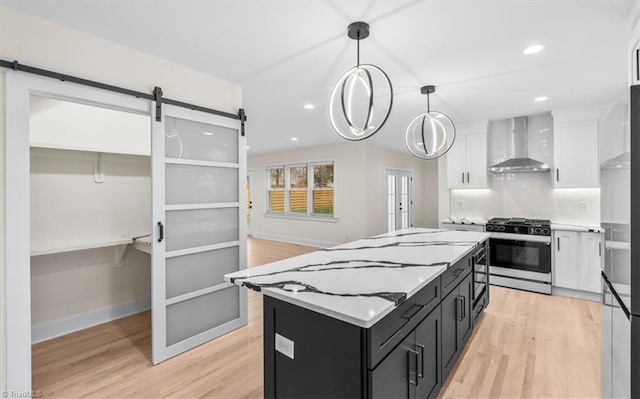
(405, 85, 456, 159)
(329, 22, 393, 141)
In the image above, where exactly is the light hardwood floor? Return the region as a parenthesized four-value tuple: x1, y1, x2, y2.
(32, 238, 601, 398)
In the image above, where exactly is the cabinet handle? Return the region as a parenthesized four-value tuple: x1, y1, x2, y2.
(467, 172, 470, 183)
(401, 303, 424, 321)
(462, 172, 465, 184)
(599, 242, 602, 257)
(636, 49, 639, 81)
(557, 237, 560, 251)
(556, 168, 560, 182)
(416, 344, 425, 379)
(408, 348, 419, 386)
(463, 296, 467, 320)
(456, 296, 464, 321)
(158, 222, 164, 243)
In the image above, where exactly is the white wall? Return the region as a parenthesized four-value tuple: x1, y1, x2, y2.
(0, 5, 242, 390)
(449, 114, 601, 224)
(248, 142, 367, 246)
(437, 156, 450, 222)
(247, 142, 439, 247)
(0, 7, 241, 113)
(30, 149, 151, 331)
(30, 97, 150, 155)
(364, 144, 439, 236)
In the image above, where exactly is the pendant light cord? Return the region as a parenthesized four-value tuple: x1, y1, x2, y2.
(356, 32, 360, 67)
(426, 92, 431, 113)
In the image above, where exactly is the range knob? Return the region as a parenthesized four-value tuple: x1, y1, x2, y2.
(533, 228, 542, 234)
(514, 226, 519, 233)
(498, 226, 505, 232)
(486, 225, 493, 231)
(542, 228, 550, 235)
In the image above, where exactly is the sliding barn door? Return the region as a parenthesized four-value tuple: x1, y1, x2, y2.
(151, 103, 247, 364)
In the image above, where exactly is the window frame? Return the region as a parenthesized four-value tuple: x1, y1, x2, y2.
(264, 158, 338, 221)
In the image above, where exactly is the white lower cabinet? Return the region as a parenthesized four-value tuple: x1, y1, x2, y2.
(553, 230, 602, 293)
(579, 232, 603, 293)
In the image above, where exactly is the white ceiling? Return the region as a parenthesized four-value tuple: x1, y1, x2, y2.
(5, 0, 634, 154)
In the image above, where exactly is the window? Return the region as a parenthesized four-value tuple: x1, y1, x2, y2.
(268, 167, 285, 213)
(313, 164, 334, 215)
(266, 161, 335, 218)
(289, 166, 308, 214)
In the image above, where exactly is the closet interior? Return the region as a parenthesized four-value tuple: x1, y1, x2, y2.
(29, 94, 153, 347)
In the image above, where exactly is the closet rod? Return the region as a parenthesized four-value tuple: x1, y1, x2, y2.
(0, 59, 246, 124)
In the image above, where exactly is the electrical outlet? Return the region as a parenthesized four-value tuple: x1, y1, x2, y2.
(275, 333, 294, 359)
(580, 202, 589, 212)
(458, 200, 465, 208)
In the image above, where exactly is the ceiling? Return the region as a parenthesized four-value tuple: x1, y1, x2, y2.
(4, 0, 634, 155)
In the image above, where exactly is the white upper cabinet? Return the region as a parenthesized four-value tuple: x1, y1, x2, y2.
(552, 107, 600, 188)
(446, 121, 488, 189)
(446, 135, 467, 189)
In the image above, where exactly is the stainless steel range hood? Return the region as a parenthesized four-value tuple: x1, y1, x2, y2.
(488, 116, 550, 173)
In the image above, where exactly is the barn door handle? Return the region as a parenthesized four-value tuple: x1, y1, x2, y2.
(158, 222, 164, 242)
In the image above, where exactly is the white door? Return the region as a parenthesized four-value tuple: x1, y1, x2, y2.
(246, 170, 254, 235)
(151, 103, 247, 364)
(385, 169, 412, 232)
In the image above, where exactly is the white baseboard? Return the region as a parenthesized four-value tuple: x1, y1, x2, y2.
(32, 297, 150, 344)
(552, 286, 601, 302)
(249, 232, 337, 249)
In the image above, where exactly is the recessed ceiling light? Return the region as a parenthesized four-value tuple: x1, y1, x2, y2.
(203, 132, 214, 136)
(246, 146, 251, 149)
(534, 96, 548, 102)
(291, 137, 298, 141)
(304, 104, 315, 110)
(523, 44, 544, 55)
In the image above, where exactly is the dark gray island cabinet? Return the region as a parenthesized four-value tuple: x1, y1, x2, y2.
(225, 229, 490, 399)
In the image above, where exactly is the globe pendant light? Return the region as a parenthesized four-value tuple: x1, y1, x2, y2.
(329, 22, 393, 141)
(405, 85, 456, 159)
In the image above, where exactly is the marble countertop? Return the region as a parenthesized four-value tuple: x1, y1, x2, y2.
(440, 217, 488, 225)
(551, 223, 604, 233)
(225, 228, 489, 328)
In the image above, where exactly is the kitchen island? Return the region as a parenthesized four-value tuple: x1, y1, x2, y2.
(225, 228, 490, 398)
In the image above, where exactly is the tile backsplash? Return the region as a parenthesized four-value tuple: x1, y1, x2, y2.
(450, 113, 600, 225)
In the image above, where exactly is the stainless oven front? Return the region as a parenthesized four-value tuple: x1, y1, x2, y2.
(488, 233, 552, 294)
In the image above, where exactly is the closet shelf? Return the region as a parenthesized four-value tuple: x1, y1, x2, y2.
(31, 237, 133, 256)
(30, 142, 150, 157)
(131, 236, 152, 255)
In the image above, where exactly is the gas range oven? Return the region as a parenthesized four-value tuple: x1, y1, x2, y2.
(486, 217, 552, 295)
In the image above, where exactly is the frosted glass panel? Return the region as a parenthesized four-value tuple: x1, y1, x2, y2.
(166, 286, 239, 346)
(166, 208, 239, 252)
(165, 116, 238, 163)
(166, 246, 239, 299)
(166, 165, 238, 205)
